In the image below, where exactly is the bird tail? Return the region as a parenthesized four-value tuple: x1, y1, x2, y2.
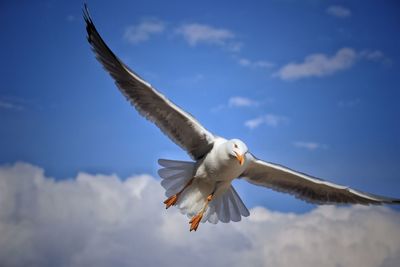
(158, 159, 212, 218)
(158, 159, 250, 224)
(206, 186, 250, 224)
(158, 159, 195, 198)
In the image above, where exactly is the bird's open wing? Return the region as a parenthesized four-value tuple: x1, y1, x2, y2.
(83, 6, 214, 160)
(241, 154, 400, 205)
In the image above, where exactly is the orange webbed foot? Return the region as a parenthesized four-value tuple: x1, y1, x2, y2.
(163, 194, 178, 209)
(189, 213, 203, 232)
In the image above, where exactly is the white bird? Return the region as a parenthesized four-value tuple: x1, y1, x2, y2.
(83, 6, 399, 231)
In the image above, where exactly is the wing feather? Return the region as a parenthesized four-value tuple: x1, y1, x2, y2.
(83, 5, 214, 160)
(242, 154, 400, 205)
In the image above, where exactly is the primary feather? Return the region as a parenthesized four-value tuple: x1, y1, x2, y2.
(242, 153, 400, 205)
(83, 6, 214, 160)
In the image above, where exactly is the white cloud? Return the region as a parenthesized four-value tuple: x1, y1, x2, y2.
(293, 141, 328, 151)
(274, 48, 357, 80)
(244, 117, 264, 129)
(1, 162, 400, 267)
(0, 100, 23, 111)
(124, 19, 165, 44)
(361, 50, 384, 61)
(264, 114, 287, 127)
(229, 96, 258, 107)
(238, 57, 274, 69)
(212, 96, 259, 112)
(176, 23, 235, 46)
(327, 5, 352, 18)
(253, 60, 274, 68)
(245, 114, 288, 129)
(238, 58, 251, 66)
(360, 49, 392, 65)
(227, 42, 243, 52)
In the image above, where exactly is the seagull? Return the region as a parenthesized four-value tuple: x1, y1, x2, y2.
(83, 6, 400, 231)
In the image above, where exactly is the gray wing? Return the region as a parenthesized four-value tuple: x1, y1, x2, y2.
(241, 154, 400, 205)
(83, 6, 214, 160)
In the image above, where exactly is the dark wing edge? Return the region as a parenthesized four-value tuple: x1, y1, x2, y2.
(82, 5, 215, 160)
(241, 154, 400, 205)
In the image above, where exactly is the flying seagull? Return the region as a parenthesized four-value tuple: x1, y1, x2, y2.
(83, 6, 399, 231)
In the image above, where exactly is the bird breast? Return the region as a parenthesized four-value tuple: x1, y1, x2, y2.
(194, 140, 246, 182)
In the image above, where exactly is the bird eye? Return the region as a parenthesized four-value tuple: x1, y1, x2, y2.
(234, 144, 238, 148)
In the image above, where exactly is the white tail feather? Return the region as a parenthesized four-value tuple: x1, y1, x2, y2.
(158, 159, 194, 168)
(158, 159, 194, 198)
(205, 186, 250, 224)
(158, 158, 250, 224)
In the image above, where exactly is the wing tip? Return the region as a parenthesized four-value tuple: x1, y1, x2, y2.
(82, 3, 97, 45)
(82, 3, 91, 23)
(385, 198, 400, 205)
(82, 3, 91, 26)
(357, 190, 400, 205)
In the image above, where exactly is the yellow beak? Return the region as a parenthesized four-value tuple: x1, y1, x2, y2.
(234, 151, 244, 165)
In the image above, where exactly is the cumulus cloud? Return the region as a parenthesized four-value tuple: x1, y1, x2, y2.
(229, 96, 259, 108)
(327, 5, 352, 18)
(245, 114, 288, 129)
(274, 48, 357, 80)
(124, 19, 165, 44)
(1, 162, 400, 267)
(176, 23, 235, 47)
(293, 141, 328, 151)
(274, 48, 392, 81)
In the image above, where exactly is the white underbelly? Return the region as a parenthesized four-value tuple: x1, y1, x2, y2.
(195, 156, 244, 183)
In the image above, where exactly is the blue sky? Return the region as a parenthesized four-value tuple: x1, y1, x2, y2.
(1, 0, 399, 215)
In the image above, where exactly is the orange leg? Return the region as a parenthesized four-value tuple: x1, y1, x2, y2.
(163, 178, 193, 209)
(189, 194, 213, 232)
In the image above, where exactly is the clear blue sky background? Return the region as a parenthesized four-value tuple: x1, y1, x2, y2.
(1, 0, 399, 213)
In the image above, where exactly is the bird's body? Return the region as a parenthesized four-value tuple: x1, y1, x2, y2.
(195, 138, 246, 184)
(159, 138, 250, 227)
(83, 5, 400, 232)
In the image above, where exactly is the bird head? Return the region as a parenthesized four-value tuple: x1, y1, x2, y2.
(227, 139, 248, 165)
